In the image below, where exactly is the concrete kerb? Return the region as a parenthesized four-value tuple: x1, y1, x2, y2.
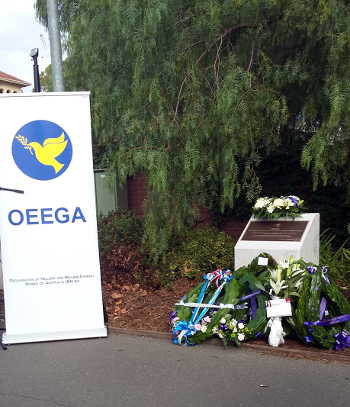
(1, 320, 348, 363)
(108, 326, 350, 364)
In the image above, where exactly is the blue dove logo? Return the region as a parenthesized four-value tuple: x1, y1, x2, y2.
(12, 120, 73, 180)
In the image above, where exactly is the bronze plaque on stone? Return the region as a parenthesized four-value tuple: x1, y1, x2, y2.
(241, 221, 308, 242)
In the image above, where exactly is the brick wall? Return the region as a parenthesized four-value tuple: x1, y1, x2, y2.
(127, 173, 147, 218)
(127, 174, 248, 239)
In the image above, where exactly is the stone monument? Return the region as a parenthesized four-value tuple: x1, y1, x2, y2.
(234, 213, 320, 270)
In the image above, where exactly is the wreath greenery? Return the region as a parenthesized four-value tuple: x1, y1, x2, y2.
(287, 266, 350, 349)
(171, 253, 350, 350)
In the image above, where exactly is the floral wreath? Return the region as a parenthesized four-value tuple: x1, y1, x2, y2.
(288, 265, 350, 350)
(171, 254, 350, 351)
(252, 195, 306, 220)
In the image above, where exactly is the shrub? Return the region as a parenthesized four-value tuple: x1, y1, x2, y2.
(98, 209, 143, 258)
(319, 230, 350, 294)
(157, 226, 235, 287)
(97, 210, 154, 284)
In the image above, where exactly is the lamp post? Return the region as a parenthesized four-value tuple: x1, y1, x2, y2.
(46, 0, 65, 92)
(30, 48, 41, 92)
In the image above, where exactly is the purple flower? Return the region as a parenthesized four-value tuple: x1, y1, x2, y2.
(170, 311, 178, 322)
(312, 308, 316, 312)
(219, 324, 229, 332)
(315, 286, 319, 291)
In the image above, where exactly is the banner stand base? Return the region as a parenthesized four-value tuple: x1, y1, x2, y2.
(2, 326, 108, 345)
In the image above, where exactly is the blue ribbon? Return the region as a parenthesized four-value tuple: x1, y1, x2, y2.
(334, 331, 350, 351)
(172, 269, 233, 346)
(172, 320, 197, 346)
(190, 280, 210, 324)
(288, 196, 299, 207)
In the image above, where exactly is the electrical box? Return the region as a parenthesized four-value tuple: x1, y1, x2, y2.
(94, 169, 128, 216)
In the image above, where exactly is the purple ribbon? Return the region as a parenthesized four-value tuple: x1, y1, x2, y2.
(255, 331, 267, 340)
(316, 314, 350, 327)
(304, 314, 350, 343)
(334, 331, 350, 351)
(322, 266, 330, 284)
(303, 322, 314, 343)
(249, 286, 258, 320)
(319, 297, 327, 320)
(307, 266, 317, 274)
(239, 290, 262, 302)
(170, 311, 178, 323)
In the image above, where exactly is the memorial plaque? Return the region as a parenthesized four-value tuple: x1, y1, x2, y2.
(241, 221, 308, 242)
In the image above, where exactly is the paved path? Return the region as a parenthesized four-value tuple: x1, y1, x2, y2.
(0, 333, 349, 407)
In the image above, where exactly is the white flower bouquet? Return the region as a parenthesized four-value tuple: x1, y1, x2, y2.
(252, 195, 306, 220)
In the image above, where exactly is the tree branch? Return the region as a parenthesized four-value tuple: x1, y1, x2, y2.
(196, 23, 250, 64)
(172, 75, 187, 122)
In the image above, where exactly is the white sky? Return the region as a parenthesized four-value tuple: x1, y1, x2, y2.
(0, 1, 52, 93)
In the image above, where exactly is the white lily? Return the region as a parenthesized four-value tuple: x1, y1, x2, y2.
(279, 260, 289, 269)
(276, 265, 282, 282)
(270, 269, 278, 281)
(269, 279, 288, 295)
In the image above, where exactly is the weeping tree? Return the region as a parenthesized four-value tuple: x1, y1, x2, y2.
(35, 0, 350, 257)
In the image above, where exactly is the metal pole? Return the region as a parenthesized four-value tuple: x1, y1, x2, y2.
(30, 48, 41, 92)
(46, 0, 65, 92)
(33, 54, 39, 92)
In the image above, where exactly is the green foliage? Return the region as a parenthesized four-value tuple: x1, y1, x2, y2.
(36, 0, 350, 257)
(98, 209, 144, 256)
(319, 230, 350, 288)
(157, 226, 235, 286)
(97, 209, 151, 282)
(39, 61, 77, 92)
(220, 138, 350, 245)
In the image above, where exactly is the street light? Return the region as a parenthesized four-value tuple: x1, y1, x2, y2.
(30, 48, 41, 92)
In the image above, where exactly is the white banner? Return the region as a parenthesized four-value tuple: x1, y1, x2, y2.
(0, 92, 107, 344)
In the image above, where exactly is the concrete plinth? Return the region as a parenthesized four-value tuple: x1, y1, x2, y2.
(234, 213, 319, 270)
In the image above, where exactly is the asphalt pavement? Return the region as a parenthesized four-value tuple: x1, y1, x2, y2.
(0, 332, 349, 407)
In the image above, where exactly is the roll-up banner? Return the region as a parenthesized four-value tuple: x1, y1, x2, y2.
(0, 92, 107, 344)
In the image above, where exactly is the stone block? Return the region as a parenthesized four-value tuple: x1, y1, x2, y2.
(234, 213, 319, 270)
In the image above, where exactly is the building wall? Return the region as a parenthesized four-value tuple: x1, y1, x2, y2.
(0, 82, 23, 93)
(127, 173, 248, 240)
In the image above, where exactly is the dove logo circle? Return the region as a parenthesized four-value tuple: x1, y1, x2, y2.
(12, 120, 73, 181)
